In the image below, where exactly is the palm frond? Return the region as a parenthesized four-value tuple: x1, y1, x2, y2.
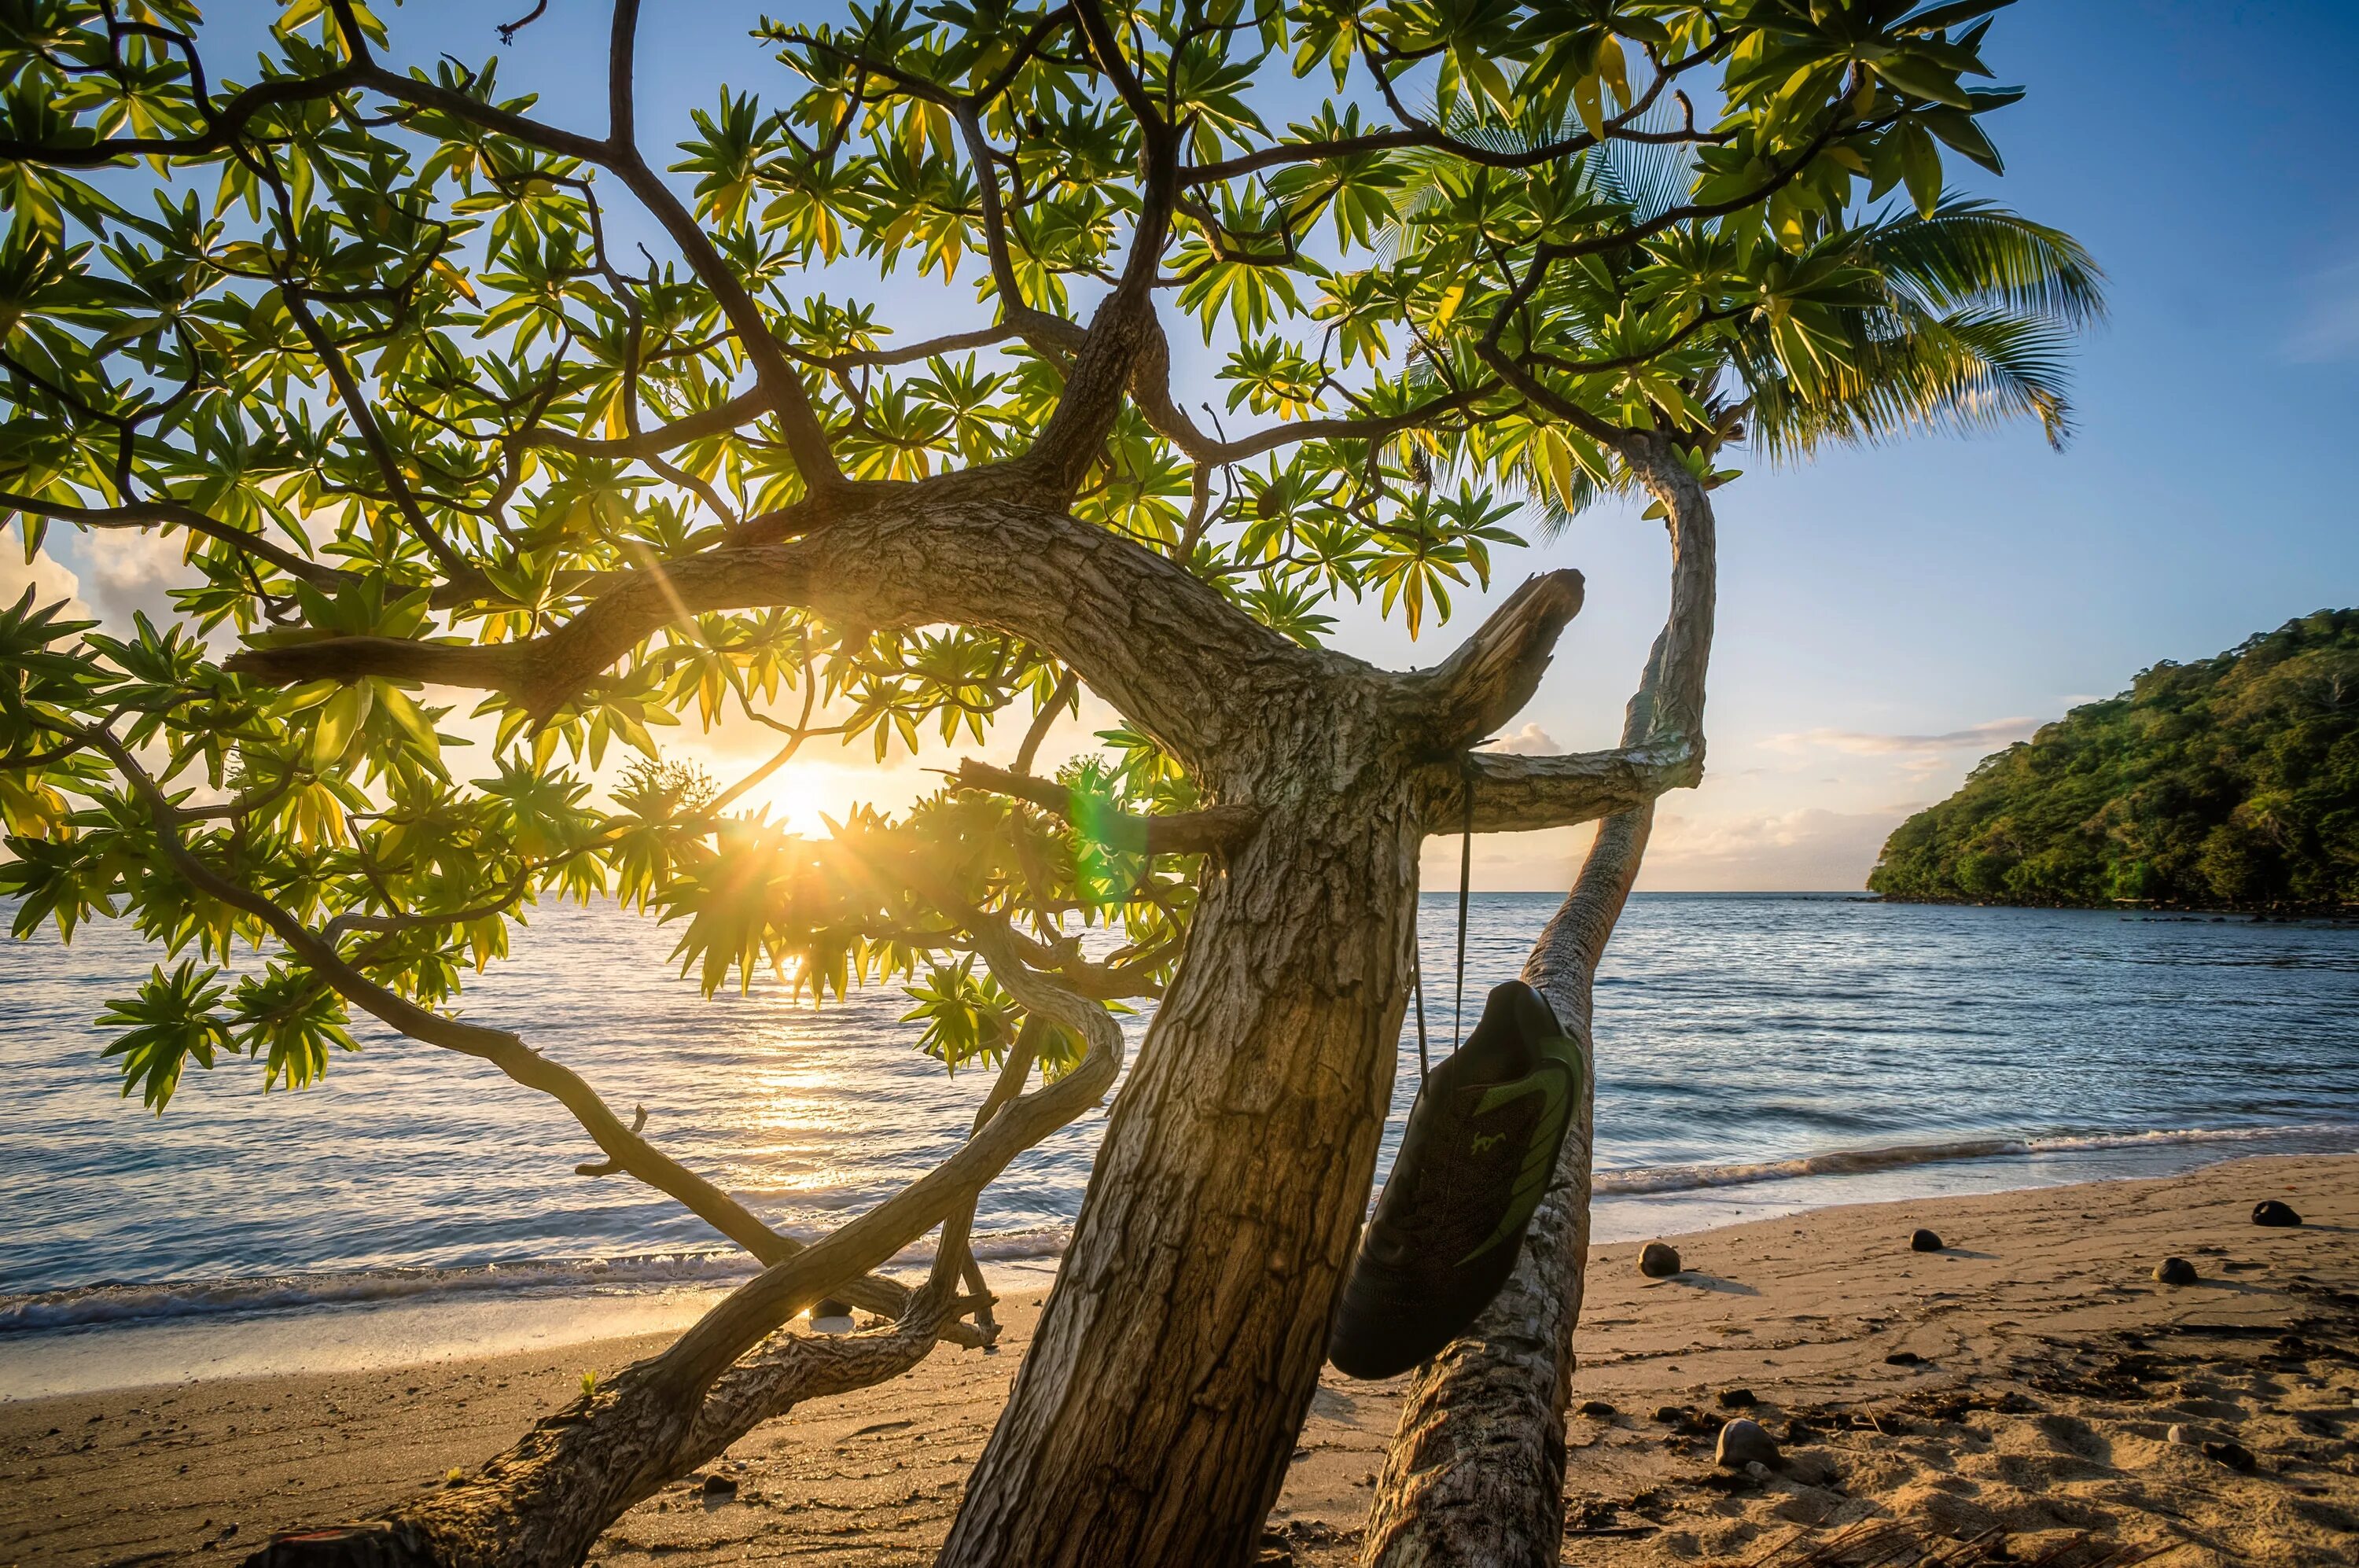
(1746, 307, 2080, 458)
(1864, 195, 2107, 327)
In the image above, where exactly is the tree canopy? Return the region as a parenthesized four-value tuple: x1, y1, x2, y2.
(1869, 610, 2359, 911)
(0, 0, 2092, 1112)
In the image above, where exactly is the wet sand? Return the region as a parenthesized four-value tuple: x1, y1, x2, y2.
(5, 1154, 2356, 1566)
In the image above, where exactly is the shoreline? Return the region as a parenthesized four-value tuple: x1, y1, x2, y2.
(5, 1154, 2356, 1566)
(8, 1122, 2358, 1401)
(12, 1117, 2359, 1403)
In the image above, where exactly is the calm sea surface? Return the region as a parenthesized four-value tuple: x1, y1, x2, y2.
(6, 894, 2359, 1355)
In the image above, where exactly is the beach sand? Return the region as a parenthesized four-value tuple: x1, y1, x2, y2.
(5, 1153, 2357, 1567)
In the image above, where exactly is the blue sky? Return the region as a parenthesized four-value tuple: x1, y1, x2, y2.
(20, 2, 2357, 890)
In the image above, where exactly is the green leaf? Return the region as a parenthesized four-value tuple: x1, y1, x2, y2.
(311, 683, 371, 771)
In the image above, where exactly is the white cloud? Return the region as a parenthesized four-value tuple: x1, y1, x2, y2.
(1636, 805, 1916, 893)
(1480, 722, 1560, 755)
(1765, 716, 2034, 757)
(0, 543, 89, 620)
(86, 530, 195, 628)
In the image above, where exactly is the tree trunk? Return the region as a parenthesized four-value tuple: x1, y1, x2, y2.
(1359, 437, 1716, 1567)
(937, 568, 1602, 1568)
(939, 693, 1426, 1567)
(1357, 810, 1650, 1566)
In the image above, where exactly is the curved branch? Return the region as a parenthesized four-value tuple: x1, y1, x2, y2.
(253, 1013, 1062, 1566)
(227, 492, 1319, 764)
(88, 730, 955, 1337)
(1402, 569, 1586, 750)
(0, 492, 355, 590)
(1364, 418, 1719, 1566)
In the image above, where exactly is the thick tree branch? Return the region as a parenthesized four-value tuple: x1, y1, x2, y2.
(670, 1025, 1043, 1469)
(1402, 569, 1586, 750)
(1455, 738, 1698, 834)
(228, 494, 1319, 764)
(1364, 417, 1719, 1565)
(1013, 2, 1180, 496)
(253, 1009, 1067, 1566)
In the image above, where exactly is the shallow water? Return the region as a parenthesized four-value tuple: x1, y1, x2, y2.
(4, 893, 2357, 1365)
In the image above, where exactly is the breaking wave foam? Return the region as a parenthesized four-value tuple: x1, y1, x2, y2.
(1593, 1121, 2359, 1197)
(11, 1124, 2354, 1336)
(0, 1225, 1075, 1335)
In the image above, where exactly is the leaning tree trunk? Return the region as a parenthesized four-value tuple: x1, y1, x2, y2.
(938, 580, 1589, 1568)
(1356, 808, 1649, 1566)
(1359, 438, 1717, 1567)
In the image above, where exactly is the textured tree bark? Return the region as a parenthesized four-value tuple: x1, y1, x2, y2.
(937, 575, 1601, 1568)
(939, 687, 1424, 1568)
(1358, 436, 1717, 1568)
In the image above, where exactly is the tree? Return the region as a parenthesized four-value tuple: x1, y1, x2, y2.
(1868, 611, 2359, 914)
(0, 2, 2092, 1564)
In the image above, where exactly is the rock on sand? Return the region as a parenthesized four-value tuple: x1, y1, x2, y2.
(1639, 1242, 1682, 1278)
(1715, 1417, 1781, 1470)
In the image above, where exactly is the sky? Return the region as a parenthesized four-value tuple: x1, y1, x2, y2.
(15, 1, 2358, 893)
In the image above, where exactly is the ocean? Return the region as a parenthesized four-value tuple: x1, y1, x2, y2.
(5, 893, 2358, 1396)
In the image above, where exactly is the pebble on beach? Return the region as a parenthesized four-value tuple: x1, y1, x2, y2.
(1715, 1417, 1782, 1470)
(1640, 1241, 1683, 1278)
(700, 1471, 739, 1499)
(1717, 1388, 1757, 1409)
(1575, 1400, 1617, 1419)
(1909, 1228, 1945, 1253)
(2153, 1256, 2199, 1286)
(2252, 1198, 2303, 1228)
(2203, 1438, 2258, 1473)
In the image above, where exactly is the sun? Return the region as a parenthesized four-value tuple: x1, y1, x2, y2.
(748, 766, 828, 835)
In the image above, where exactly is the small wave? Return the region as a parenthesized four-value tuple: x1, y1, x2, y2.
(2026, 1121, 2359, 1152)
(1594, 1121, 2359, 1198)
(1594, 1137, 2029, 1195)
(0, 1251, 765, 1334)
(12, 1124, 2352, 1335)
(0, 1224, 1080, 1336)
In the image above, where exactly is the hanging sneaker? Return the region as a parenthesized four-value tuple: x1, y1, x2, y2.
(1327, 980, 1581, 1380)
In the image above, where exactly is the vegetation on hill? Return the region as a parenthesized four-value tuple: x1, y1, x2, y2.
(1870, 610, 2359, 910)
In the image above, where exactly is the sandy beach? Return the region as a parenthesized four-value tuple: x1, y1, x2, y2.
(5, 1154, 2356, 1567)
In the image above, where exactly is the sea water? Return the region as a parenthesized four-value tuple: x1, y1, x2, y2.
(4, 893, 2357, 1395)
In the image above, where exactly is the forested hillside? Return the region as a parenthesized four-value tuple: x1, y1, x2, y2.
(1869, 610, 2359, 909)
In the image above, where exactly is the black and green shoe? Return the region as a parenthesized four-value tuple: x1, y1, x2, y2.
(1327, 980, 1582, 1380)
